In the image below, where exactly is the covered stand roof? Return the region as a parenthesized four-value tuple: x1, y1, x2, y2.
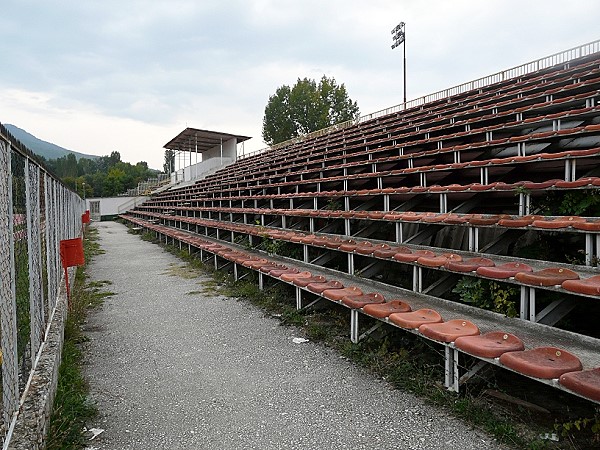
(164, 128, 251, 153)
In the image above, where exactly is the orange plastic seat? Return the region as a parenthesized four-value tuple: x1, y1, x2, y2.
(280, 271, 312, 283)
(419, 319, 480, 343)
(559, 368, 600, 402)
(562, 275, 600, 296)
(445, 257, 495, 272)
(454, 332, 524, 358)
(362, 300, 412, 318)
(499, 347, 583, 379)
(307, 280, 344, 294)
(341, 292, 386, 309)
(293, 275, 327, 288)
(514, 267, 579, 286)
(323, 286, 363, 301)
(389, 308, 443, 329)
(573, 220, 600, 231)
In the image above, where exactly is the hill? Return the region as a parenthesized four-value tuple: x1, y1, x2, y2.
(4, 124, 99, 160)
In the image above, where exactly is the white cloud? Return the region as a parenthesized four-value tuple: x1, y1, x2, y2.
(1, 0, 599, 171)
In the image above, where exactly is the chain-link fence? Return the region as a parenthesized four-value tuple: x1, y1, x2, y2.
(0, 123, 85, 442)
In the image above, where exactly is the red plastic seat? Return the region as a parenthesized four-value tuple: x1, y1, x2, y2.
(421, 213, 448, 223)
(467, 214, 504, 226)
(280, 271, 312, 282)
(498, 215, 541, 228)
(573, 220, 600, 231)
(269, 267, 299, 278)
(338, 240, 359, 252)
(245, 258, 272, 270)
(555, 177, 597, 188)
(477, 262, 533, 279)
(499, 347, 583, 379)
(559, 368, 600, 402)
(323, 286, 363, 301)
(372, 244, 397, 259)
(418, 253, 462, 267)
(258, 263, 284, 273)
(419, 319, 480, 343)
(307, 280, 344, 294)
(562, 275, 600, 296)
(521, 180, 560, 190)
(532, 216, 586, 229)
(394, 249, 434, 263)
(445, 257, 495, 272)
(341, 292, 386, 309)
(299, 234, 319, 244)
(443, 213, 468, 224)
(323, 238, 344, 249)
(401, 212, 424, 222)
(355, 242, 375, 255)
(455, 332, 525, 359)
(389, 309, 443, 329)
(514, 267, 579, 286)
(362, 300, 412, 318)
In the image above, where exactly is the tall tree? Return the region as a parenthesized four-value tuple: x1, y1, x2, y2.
(163, 149, 175, 174)
(262, 75, 360, 146)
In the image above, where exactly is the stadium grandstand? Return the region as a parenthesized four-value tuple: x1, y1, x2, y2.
(121, 39, 600, 405)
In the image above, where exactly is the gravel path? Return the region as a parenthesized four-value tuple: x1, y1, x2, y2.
(83, 221, 506, 450)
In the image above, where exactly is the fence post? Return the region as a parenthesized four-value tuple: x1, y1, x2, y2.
(0, 140, 19, 428)
(25, 161, 45, 364)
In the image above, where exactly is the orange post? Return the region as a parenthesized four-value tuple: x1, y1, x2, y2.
(60, 238, 85, 306)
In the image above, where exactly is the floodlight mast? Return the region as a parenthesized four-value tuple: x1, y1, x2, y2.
(391, 21, 407, 104)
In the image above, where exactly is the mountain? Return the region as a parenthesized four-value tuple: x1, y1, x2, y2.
(4, 124, 99, 161)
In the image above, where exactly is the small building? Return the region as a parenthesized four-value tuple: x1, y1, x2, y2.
(164, 128, 251, 184)
(86, 196, 148, 221)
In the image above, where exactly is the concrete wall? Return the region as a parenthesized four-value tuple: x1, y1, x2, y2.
(86, 196, 147, 220)
(7, 268, 73, 450)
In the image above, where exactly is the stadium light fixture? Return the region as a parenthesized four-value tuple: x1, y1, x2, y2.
(391, 21, 407, 104)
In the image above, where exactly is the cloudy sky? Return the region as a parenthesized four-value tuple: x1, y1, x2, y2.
(1, 0, 599, 169)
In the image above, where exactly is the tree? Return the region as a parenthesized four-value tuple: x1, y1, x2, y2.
(163, 149, 175, 174)
(262, 75, 360, 146)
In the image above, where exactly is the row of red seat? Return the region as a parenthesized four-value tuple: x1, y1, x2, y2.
(130, 210, 600, 297)
(162, 122, 600, 202)
(121, 215, 600, 403)
(211, 61, 600, 185)
(137, 205, 600, 233)
(144, 176, 600, 207)
(166, 145, 600, 201)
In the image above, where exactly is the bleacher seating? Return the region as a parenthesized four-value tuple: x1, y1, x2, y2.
(121, 45, 600, 405)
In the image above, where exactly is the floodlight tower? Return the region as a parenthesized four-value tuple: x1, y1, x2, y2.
(391, 21, 407, 104)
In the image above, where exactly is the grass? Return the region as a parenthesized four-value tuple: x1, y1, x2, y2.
(46, 227, 112, 450)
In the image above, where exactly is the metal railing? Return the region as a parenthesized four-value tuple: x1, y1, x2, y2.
(239, 39, 600, 161)
(0, 122, 85, 445)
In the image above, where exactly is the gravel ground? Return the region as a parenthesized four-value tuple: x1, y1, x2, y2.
(83, 221, 506, 450)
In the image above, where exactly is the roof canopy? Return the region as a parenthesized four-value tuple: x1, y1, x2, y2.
(164, 128, 251, 153)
